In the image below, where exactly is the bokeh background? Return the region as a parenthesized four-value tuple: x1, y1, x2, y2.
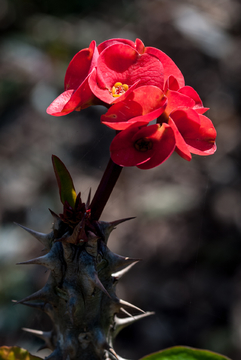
(0, 0, 241, 359)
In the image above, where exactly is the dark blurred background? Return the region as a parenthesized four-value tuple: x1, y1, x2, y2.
(0, 0, 241, 359)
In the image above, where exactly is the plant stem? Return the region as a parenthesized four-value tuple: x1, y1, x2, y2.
(90, 158, 123, 220)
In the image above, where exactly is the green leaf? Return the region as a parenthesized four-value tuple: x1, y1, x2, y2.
(140, 346, 231, 360)
(0, 346, 42, 360)
(52, 155, 77, 208)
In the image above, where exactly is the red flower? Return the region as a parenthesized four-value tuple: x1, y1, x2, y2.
(46, 38, 186, 116)
(110, 122, 176, 169)
(110, 107, 216, 169)
(46, 37, 217, 169)
(107, 80, 216, 168)
(88, 46, 163, 105)
(88, 39, 175, 104)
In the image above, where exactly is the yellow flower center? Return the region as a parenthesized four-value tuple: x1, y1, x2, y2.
(134, 138, 153, 152)
(111, 82, 129, 97)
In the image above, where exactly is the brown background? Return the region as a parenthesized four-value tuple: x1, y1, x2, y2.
(0, 0, 241, 359)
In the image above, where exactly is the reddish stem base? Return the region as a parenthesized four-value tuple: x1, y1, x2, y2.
(90, 158, 123, 221)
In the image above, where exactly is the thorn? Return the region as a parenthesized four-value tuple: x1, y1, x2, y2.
(109, 217, 136, 227)
(107, 346, 119, 360)
(22, 328, 44, 339)
(115, 312, 155, 336)
(17, 301, 45, 311)
(120, 307, 133, 317)
(107, 250, 141, 274)
(85, 188, 91, 209)
(14, 223, 53, 250)
(49, 208, 62, 232)
(49, 208, 61, 222)
(90, 273, 111, 298)
(16, 253, 55, 271)
(97, 217, 135, 243)
(119, 299, 145, 314)
(16, 287, 49, 304)
(111, 261, 139, 280)
(23, 328, 55, 350)
(115, 356, 130, 360)
(103, 342, 119, 360)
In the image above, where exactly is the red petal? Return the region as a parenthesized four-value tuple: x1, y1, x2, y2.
(169, 108, 200, 159)
(165, 90, 195, 115)
(195, 107, 209, 115)
(168, 117, 192, 161)
(63, 74, 96, 111)
(89, 68, 112, 104)
(46, 90, 75, 116)
(64, 40, 98, 91)
(47, 73, 96, 116)
(136, 123, 176, 169)
(110, 122, 176, 169)
(164, 75, 180, 92)
(101, 86, 166, 130)
(89, 69, 139, 105)
(102, 101, 143, 130)
(178, 86, 202, 105)
(97, 38, 135, 53)
(96, 44, 139, 87)
(135, 38, 145, 54)
(102, 107, 166, 130)
(110, 122, 151, 167)
(145, 47, 185, 88)
(185, 114, 217, 155)
(91, 43, 164, 103)
(171, 108, 200, 131)
(171, 110, 216, 155)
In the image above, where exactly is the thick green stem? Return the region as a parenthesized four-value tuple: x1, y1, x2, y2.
(90, 158, 123, 221)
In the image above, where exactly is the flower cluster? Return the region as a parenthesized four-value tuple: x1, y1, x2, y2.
(47, 38, 216, 169)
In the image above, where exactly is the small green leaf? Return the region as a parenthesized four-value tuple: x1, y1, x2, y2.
(140, 346, 231, 360)
(0, 346, 42, 360)
(52, 155, 77, 208)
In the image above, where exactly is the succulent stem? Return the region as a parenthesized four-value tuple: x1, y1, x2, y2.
(90, 158, 122, 221)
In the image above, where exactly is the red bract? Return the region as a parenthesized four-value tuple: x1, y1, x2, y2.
(164, 75, 209, 114)
(110, 122, 176, 169)
(101, 85, 167, 130)
(166, 109, 217, 161)
(47, 40, 99, 116)
(97, 38, 136, 53)
(88, 41, 166, 104)
(135, 39, 185, 89)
